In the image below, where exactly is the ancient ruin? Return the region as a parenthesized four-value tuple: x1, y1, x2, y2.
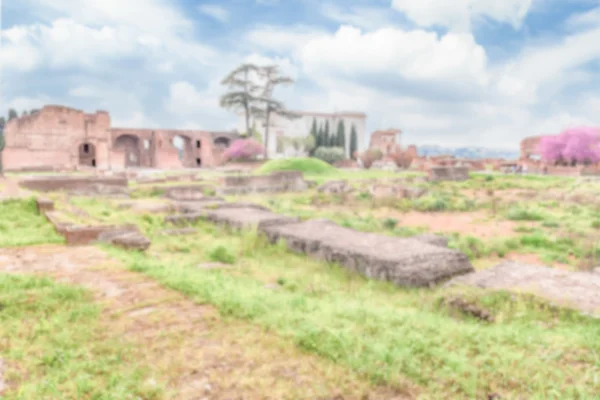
(2, 105, 240, 171)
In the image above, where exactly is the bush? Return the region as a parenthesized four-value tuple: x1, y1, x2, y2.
(313, 147, 345, 164)
(506, 207, 545, 221)
(359, 148, 383, 169)
(388, 150, 413, 168)
(256, 157, 337, 175)
(207, 245, 236, 264)
(223, 139, 264, 161)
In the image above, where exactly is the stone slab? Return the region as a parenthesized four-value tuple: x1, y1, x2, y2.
(262, 219, 473, 287)
(203, 207, 299, 230)
(446, 261, 600, 317)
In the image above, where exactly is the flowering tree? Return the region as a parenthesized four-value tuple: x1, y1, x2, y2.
(538, 127, 600, 166)
(222, 139, 264, 161)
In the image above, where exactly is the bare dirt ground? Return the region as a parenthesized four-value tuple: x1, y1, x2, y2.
(0, 245, 411, 400)
(376, 210, 523, 239)
(0, 178, 29, 200)
(473, 253, 573, 271)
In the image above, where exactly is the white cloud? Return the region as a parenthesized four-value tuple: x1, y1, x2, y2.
(391, 0, 534, 31)
(246, 25, 325, 54)
(301, 26, 489, 90)
(165, 80, 233, 130)
(198, 4, 229, 22)
(319, 3, 396, 30)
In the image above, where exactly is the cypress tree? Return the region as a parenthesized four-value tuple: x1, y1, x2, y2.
(336, 120, 346, 150)
(317, 123, 324, 148)
(350, 124, 358, 159)
(309, 118, 318, 156)
(324, 120, 330, 147)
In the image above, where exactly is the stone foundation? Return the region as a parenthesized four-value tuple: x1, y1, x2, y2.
(20, 176, 128, 192)
(428, 166, 469, 181)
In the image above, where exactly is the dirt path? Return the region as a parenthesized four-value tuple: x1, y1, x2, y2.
(0, 245, 412, 399)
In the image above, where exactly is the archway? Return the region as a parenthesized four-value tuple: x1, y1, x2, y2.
(114, 134, 141, 167)
(172, 135, 197, 167)
(78, 142, 97, 167)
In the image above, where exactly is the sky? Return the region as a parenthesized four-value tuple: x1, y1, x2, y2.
(1, 0, 600, 150)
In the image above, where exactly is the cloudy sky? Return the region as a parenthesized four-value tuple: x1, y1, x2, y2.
(2, 0, 600, 150)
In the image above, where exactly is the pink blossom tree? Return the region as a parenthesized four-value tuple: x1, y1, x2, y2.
(222, 138, 264, 161)
(538, 127, 600, 166)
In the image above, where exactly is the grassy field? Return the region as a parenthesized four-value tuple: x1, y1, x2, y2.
(2, 169, 600, 398)
(0, 273, 162, 399)
(65, 170, 600, 398)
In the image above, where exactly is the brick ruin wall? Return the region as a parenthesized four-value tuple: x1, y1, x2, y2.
(2, 105, 225, 171)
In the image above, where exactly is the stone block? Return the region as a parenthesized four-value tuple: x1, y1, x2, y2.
(446, 261, 600, 317)
(36, 197, 55, 213)
(411, 234, 448, 247)
(428, 166, 469, 182)
(202, 207, 298, 230)
(262, 219, 473, 287)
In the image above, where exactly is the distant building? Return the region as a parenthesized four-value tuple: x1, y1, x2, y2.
(368, 129, 402, 156)
(240, 111, 367, 158)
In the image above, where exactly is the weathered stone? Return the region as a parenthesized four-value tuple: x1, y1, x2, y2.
(203, 207, 299, 230)
(96, 226, 151, 251)
(446, 261, 600, 317)
(162, 184, 214, 201)
(411, 234, 448, 248)
(317, 180, 351, 194)
(111, 233, 151, 251)
(428, 166, 469, 182)
(218, 171, 307, 195)
(262, 219, 473, 287)
(160, 228, 196, 236)
(36, 197, 54, 213)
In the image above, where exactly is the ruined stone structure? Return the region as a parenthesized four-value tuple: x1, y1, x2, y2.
(3, 105, 240, 171)
(243, 111, 367, 158)
(369, 129, 402, 156)
(520, 136, 542, 160)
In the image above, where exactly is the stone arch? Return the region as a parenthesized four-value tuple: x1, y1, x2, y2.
(172, 134, 196, 168)
(114, 134, 141, 167)
(78, 141, 97, 167)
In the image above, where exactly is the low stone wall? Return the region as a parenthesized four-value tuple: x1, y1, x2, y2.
(20, 176, 128, 192)
(428, 166, 470, 181)
(165, 204, 474, 287)
(38, 197, 150, 250)
(218, 171, 307, 195)
(446, 261, 600, 317)
(162, 184, 213, 200)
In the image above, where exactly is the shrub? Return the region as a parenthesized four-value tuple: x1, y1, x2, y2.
(256, 157, 337, 175)
(313, 147, 345, 164)
(506, 207, 545, 221)
(359, 148, 383, 169)
(388, 150, 413, 168)
(223, 139, 264, 161)
(207, 245, 236, 264)
(382, 218, 398, 230)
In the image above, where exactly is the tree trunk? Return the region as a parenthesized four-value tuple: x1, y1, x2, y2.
(264, 108, 271, 159)
(244, 104, 250, 136)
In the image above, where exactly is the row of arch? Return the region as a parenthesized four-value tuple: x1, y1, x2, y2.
(77, 134, 233, 168)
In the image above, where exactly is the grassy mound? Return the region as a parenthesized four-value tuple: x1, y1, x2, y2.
(256, 157, 337, 175)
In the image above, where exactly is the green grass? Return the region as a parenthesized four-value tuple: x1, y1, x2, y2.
(0, 274, 162, 399)
(256, 157, 338, 176)
(64, 172, 600, 398)
(94, 211, 600, 399)
(0, 198, 64, 247)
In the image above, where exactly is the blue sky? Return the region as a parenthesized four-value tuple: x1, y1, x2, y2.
(2, 0, 600, 150)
